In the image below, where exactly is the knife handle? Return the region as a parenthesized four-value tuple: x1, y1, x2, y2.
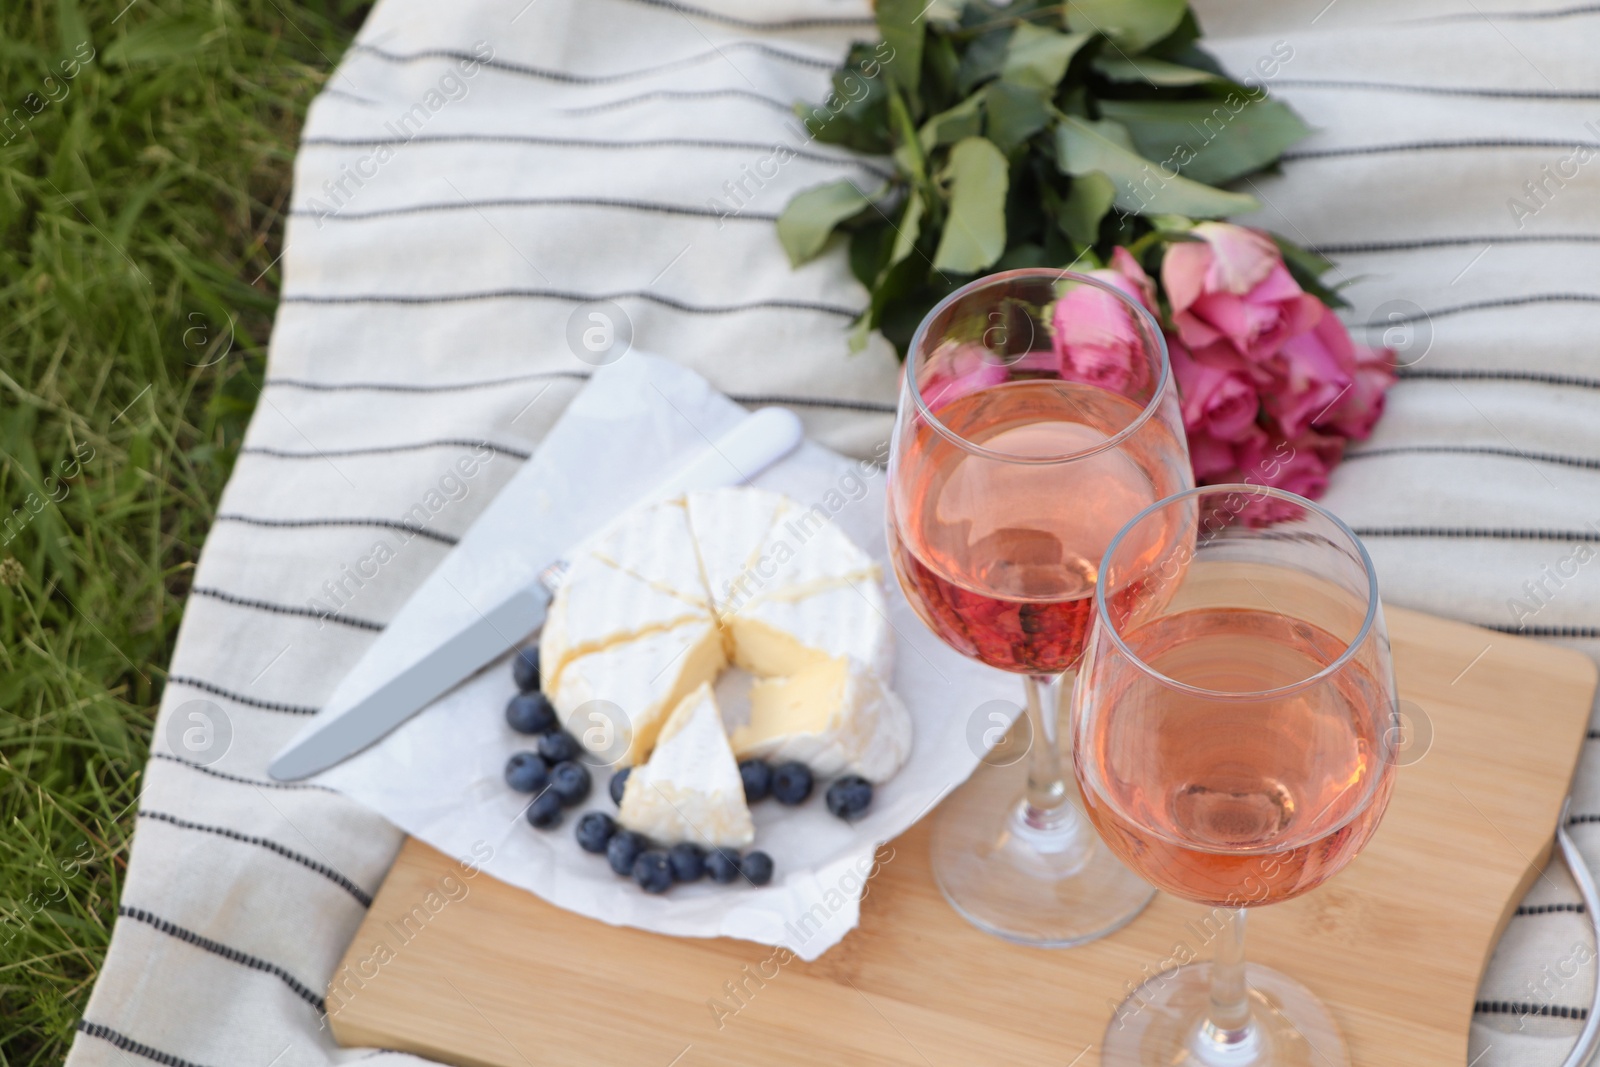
(644, 407, 804, 501)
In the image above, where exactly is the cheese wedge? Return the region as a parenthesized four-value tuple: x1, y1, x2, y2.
(618, 683, 754, 847)
(734, 657, 913, 782)
(549, 620, 725, 765)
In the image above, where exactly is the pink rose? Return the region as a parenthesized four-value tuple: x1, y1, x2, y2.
(1262, 305, 1354, 439)
(1170, 336, 1259, 443)
(1236, 430, 1346, 525)
(1323, 341, 1397, 441)
(1162, 223, 1321, 365)
(1052, 248, 1156, 394)
(919, 341, 1008, 412)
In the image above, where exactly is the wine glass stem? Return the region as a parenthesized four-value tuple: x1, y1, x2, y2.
(1196, 907, 1259, 1063)
(1020, 672, 1076, 831)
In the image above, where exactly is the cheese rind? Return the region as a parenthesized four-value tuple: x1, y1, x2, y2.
(618, 683, 755, 847)
(539, 551, 709, 689)
(734, 657, 913, 783)
(684, 487, 787, 614)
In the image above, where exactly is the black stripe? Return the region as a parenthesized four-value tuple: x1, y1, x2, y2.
(189, 585, 385, 633)
(1474, 999, 1588, 1019)
(1420, 2, 1600, 20)
(1398, 367, 1600, 391)
(320, 87, 379, 106)
(726, 392, 895, 414)
(1590, 728, 1600, 739)
(1285, 139, 1600, 161)
(280, 288, 859, 319)
(295, 195, 780, 224)
(213, 513, 459, 546)
(1516, 902, 1587, 915)
(138, 810, 371, 906)
(299, 132, 887, 176)
(150, 751, 338, 792)
(609, 0, 873, 30)
(347, 41, 834, 85)
(77, 1021, 217, 1067)
(266, 370, 584, 393)
(558, 87, 792, 116)
(1479, 623, 1600, 638)
(243, 438, 532, 461)
(165, 675, 319, 715)
(1273, 77, 1600, 101)
(1312, 234, 1600, 255)
(117, 906, 326, 1012)
(1344, 445, 1600, 473)
(1352, 527, 1600, 544)
(1568, 813, 1600, 825)
(1378, 293, 1600, 324)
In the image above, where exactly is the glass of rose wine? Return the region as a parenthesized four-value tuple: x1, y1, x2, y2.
(1074, 484, 1398, 1066)
(886, 268, 1193, 945)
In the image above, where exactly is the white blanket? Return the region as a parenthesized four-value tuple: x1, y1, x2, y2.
(68, 2, 1600, 1065)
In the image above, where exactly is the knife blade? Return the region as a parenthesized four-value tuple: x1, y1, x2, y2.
(268, 406, 804, 781)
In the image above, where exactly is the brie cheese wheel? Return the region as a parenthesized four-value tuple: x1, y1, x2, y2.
(618, 683, 754, 847)
(734, 656, 913, 782)
(539, 486, 908, 780)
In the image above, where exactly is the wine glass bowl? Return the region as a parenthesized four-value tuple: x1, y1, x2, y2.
(1075, 484, 1398, 1066)
(885, 268, 1193, 946)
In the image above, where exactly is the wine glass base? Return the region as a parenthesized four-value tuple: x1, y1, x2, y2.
(1102, 962, 1349, 1067)
(929, 756, 1155, 947)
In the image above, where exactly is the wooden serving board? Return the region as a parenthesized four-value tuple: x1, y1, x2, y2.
(327, 606, 1597, 1066)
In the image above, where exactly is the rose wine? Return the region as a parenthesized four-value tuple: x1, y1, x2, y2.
(887, 379, 1185, 674)
(1077, 606, 1395, 908)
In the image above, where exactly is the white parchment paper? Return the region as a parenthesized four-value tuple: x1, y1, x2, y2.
(316, 353, 1012, 960)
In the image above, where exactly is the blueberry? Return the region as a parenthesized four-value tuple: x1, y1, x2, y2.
(770, 761, 814, 806)
(740, 850, 774, 886)
(511, 646, 541, 692)
(738, 759, 773, 803)
(825, 775, 874, 820)
(506, 692, 557, 735)
(538, 729, 582, 764)
(633, 851, 674, 894)
(503, 751, 549, 793)
(525, 790, 563, 830)
(609, 766, 632, 806)
(607, 830, 649, 876)
(575, 812, 617, 854)
(667, 842, 705, 883)
(705, 848, 741, 884)
(548, 761, 591, 806)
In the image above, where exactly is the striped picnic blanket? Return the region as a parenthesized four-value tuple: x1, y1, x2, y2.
(68, 2, 1600, 1065)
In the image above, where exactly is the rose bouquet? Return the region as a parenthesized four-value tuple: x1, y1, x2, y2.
(777, 0, 1395, 497)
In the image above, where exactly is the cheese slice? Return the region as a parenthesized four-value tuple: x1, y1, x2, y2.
(550, 620, 725, 765)
(684, 487, 787, 614)
(618, 682, 754, 847)
(725, 575, 893, 680)
(539, 552, 709, 688)
(734, 656, 913, 783)
(744, 497, 883, 598)
(588, 498, 708, 608)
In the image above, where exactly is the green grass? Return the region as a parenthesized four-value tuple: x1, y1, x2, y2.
(0, 3, 368, 1062)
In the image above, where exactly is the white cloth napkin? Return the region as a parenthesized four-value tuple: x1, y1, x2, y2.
(315, 352, 1004, 960)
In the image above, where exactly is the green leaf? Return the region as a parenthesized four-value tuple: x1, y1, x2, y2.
(1064, 0, 1187, 54)
(799, 42, 892, 154)
(104, 16, 214, 64)
(1053, 115, 1257, 219)
(956, 27, 1012, 96)
(888, 87, 930, 192)
(984, 81, 1049, 154)
(933, 137, 1009, 273)
(1097, 97, 1313, 187)
(1092, 55, 1222, 86)
(777, 180, 873, 267)
(889, 189, 926, 268)
(1270, 233, 1348, 307)
(918, 94, 983, 151)
(1000, 25, 1093, 91)
(1058, 171, 1116, 244)
(876, 0, 926, 96)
